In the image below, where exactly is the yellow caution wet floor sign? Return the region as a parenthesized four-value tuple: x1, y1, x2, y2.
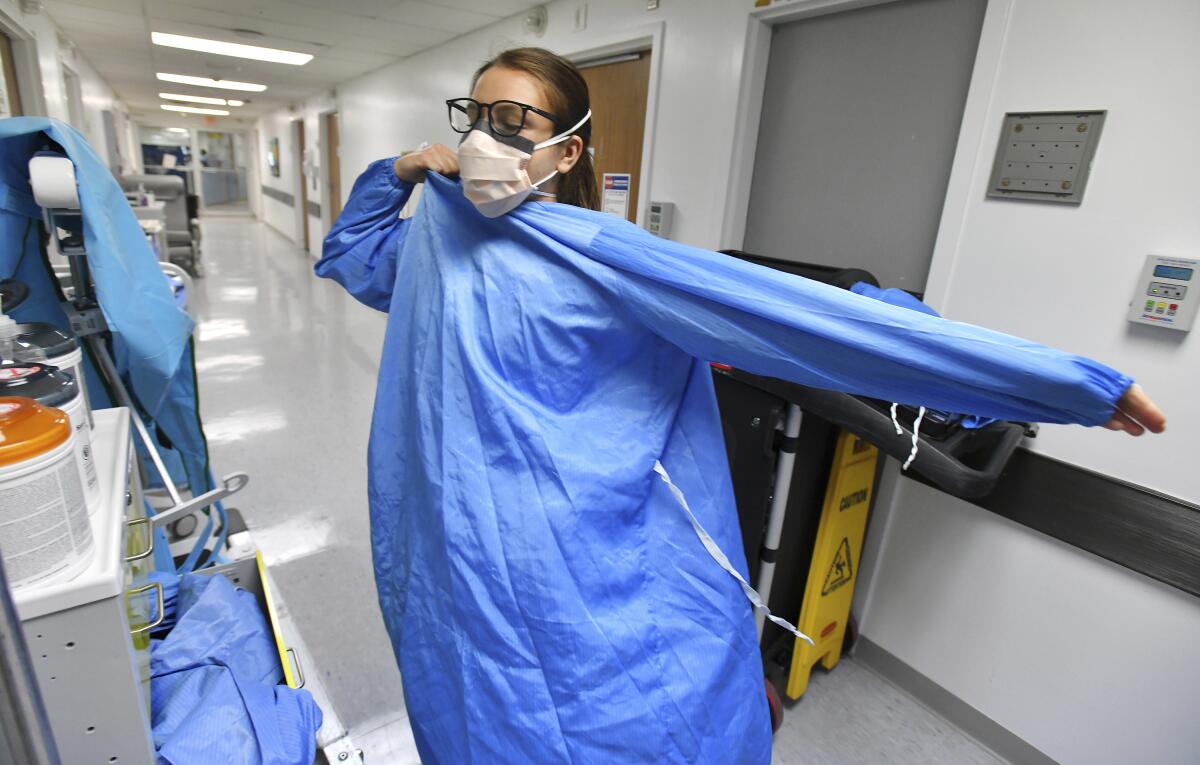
(786, 430, 879, 700)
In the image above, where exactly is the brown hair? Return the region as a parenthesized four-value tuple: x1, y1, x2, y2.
(472, 47, 600, 211)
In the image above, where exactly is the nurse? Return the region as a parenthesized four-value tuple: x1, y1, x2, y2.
(319, 47, 1164, 765)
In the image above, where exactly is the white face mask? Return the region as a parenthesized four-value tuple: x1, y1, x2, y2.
(457, 110, 591, 218)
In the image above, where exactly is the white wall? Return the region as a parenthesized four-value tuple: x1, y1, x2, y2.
(303, 92, 335, 258)
(924, 0, 1198, 499)
(258, 108, 300, 238)
(259, 0, 750, 250)
(256, 91, 336, 252)
(0, 0, 135, 173)
(857, 2, 1200, 764)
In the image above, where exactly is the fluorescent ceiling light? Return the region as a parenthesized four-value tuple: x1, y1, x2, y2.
(159, 92, 227, 105)
(156, 73, 267, 92)
(151, 32, 312, 65)
(226, 99, 244, 106)
(161, 104, 229, 116)
(166, 128, 190, 134)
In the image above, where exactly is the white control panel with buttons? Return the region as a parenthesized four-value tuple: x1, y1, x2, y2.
(1128, 254, 1198, 331)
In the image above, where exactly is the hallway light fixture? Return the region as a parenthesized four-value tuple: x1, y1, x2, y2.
(159, 92, 229, 106)
(226, 99, 245, 106)
(151, 32, 313, 65)
(157, 73, 267, 92)
(161, 104, 230, 116)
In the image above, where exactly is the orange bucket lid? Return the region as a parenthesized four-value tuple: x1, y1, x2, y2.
(0, 396, 71, 467)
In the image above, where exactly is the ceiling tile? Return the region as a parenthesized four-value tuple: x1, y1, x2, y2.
(419, 0, 541, 18)
(379, 0, 501, 33)
(43, 0, 144, 14)
(43, 0, 143, 27)
(336, 16, 457, 48)
(277, 0, 393, 20)
(43, 0, 524, 129)
(316, 47, 396, 68)
(147, 0, 339, 47)
(160, 0, 276, 16)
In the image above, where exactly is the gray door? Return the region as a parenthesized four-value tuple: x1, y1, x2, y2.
(101, 110, 121, 175)
(743, 0, 987, 292)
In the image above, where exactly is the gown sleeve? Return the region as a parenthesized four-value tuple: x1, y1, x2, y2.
(586, 224, 1131, 426)
(315, 158, 415, 312)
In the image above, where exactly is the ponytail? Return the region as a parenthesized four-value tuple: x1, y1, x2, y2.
(557, 140, 599, 210)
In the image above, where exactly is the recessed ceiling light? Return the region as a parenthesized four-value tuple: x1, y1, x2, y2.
(226, 99, 244, 106)
(156, 73, 267, 92)
(166, 128, 190, 134)
(151, 32, 313, 65)
(161, 104, 230, 116)
(159, 92, 227, 105)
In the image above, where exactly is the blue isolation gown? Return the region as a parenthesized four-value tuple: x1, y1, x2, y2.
(317, 163, 1131, 765)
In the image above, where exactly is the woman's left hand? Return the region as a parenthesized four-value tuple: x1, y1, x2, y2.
(1103, 384, 1166, 436)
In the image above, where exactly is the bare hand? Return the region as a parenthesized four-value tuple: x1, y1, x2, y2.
(1103, 383, 1166, 436)
(394, 144, 459, 184)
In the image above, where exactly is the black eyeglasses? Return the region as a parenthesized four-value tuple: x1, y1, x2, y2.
(446, 98, 560, 137)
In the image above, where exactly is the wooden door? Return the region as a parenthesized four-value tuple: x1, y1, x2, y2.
(296, 119, 309, 250)
(579, 51, 651, 223)
(0, 32, 22, 117)
(325, 112, 342, 221)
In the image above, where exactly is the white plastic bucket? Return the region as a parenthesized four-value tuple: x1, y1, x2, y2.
(47, 346, 93, 424)
(58, 388, 100, 515)
(12, 325, 93, 427)
(0, 363, 101, 516)
(0, 407, 94, 590)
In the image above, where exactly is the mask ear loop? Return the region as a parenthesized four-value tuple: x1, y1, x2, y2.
(532, 109, 592, 150)
(527, 109, 593, 198)
(528, 169, 559, 197)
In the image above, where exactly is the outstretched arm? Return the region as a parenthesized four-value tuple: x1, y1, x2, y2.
(584, 224, 1164, 432)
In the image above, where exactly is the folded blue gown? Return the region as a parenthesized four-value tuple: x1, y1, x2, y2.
(317, 163, 1131, 765)
(150, 574, 323, 765)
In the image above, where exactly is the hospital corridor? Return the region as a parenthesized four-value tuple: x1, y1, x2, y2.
(0, 1, 1197, 765)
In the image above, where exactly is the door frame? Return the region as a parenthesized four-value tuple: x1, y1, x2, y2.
(318, 109, 339, 237)
(717, 0, 1018, 639)
(0, 7, 47, 116)
(194, 128, 252, 211)
(248, 128, 263, 219)
(911, 0, 1013, 313)
(291, 118, 309, 250)
(721, 0, 1014, 299)
(59, 60, 84, 129)
(563, 21, 663, 228)
(720, 0, 901, 251)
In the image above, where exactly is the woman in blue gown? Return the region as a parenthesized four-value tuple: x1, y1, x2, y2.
(317, 48, 1164, 765)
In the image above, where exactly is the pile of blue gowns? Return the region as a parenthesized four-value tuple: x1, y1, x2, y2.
(150, 573, 322, 764)
(318, 163, 1131, 764)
